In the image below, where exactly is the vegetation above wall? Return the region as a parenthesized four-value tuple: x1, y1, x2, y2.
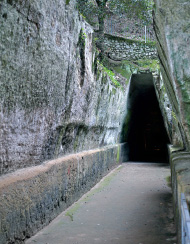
(101, 64, 124, 89)
(102, 58, 160, 84)
(92, 29, 158, 86)
(77, 0, 154, 33)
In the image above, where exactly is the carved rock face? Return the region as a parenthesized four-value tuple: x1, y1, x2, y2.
(0, 0, 128, 175)
(153, 0, 190, 150)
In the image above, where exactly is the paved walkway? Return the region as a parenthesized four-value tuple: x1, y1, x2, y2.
(26, 163, 176, 244)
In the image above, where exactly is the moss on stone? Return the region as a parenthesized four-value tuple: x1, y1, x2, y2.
(134, 59, 160, 71)
(73, 136, 79, 151)
(66, 0, 71, 5)
(113, 65, 132, 84)
(54, 126, 66, 157)
(96, 96, 101, 116)
(172, 111, 178, 123)
(112, 88, 116, 95)
(182, 23, 190, 33)
(65, 202, 81, 221)
(166, 175, 172, 188)
(96, 66, 101, 80)
(2, 59, 7, 68)
(101, 74, 107, 85)
(185, 109, 190, 127)
(100, 63, 123, 90)
(111, 59, 159, 82)
(117, 146, 120, 163)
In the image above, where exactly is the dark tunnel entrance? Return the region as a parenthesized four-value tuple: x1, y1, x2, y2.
(122, 73, 170, 162)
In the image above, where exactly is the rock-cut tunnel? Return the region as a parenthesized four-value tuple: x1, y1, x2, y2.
(122, 73, 170, 162)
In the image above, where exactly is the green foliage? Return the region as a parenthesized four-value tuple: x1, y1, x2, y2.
(134, 59, 160, 71)
(94, 37, 99, 43)
(79, 28, 87, 46)
(66, 0, 71, 5)
(82, 29, 87, 39)
(79, 12, 86, 19)
(172, 111, 178, 123)
(77, 0, 154, 31)
(109, 0, 153, 24)
(101, 64, 123, 89)
(113, 65, 131, 84)
(111, 59, 159, 84)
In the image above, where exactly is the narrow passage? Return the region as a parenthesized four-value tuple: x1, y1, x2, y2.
(26, 163, 176, 244)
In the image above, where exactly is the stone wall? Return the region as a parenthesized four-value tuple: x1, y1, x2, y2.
(0, 0, 130, 243)
(102, 34, 157, 61)
(0, 0, 128, 176)
(154, 0, 190, 241)
(154, 0, 190, 151)
(153, 73, 183, 148)
(0, 143, 126, 244)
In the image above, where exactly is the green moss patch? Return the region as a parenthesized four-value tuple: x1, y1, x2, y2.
(111, 59, 160, 82)
(65, 202, 81, 221)
(99, 63, 123, 90)
(166, 175, 171, 188)
(66, 0, 71, 5)
(117, 146, 120, 163)
(113, 65, 132, 84)
(134, 59, 160, 71)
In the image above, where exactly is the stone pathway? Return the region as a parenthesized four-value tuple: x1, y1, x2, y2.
(26, 163, 176, 244)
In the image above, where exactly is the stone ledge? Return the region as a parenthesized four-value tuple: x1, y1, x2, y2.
(0, 143, 126, 244)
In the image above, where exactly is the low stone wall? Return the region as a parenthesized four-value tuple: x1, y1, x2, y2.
(103, 34, 157, 61)
(0, 143, 126, 244)
(169, 146, 190, 242)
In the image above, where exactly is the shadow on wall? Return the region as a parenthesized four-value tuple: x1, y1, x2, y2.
(121, 73, 170, 163)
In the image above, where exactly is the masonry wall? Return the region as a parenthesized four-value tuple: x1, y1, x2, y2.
(102, 34, 157, 61)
